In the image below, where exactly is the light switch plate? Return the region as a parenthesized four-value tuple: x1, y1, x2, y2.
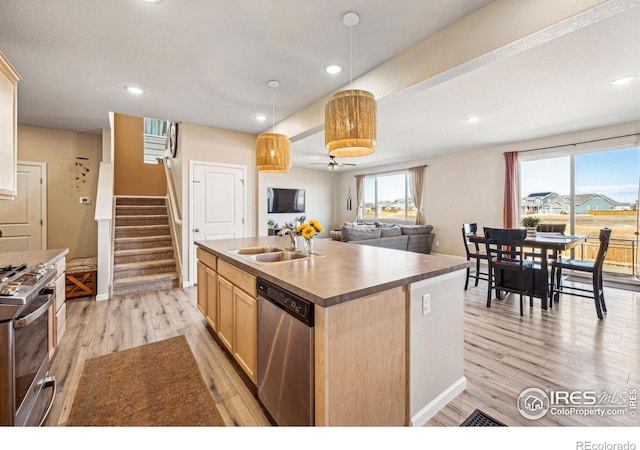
(422, 293, 431, 316)
(80, 197, 91, 204)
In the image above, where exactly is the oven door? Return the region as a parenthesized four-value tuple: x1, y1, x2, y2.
(13, 288, 55, 426)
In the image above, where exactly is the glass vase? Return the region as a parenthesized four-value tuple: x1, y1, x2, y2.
(304, 238, 314, 255)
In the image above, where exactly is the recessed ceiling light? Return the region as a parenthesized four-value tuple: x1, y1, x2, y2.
(465, 116, 479, 124)
(254, 114, 268, 122)
(610, 76, 636, 85)
(124, 86, 144, 95)
(324, 64, 343, 75)
(143, 0, 163, 4)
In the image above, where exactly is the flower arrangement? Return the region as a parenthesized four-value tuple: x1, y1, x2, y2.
(296, 219, 324, 253)
(297, 219, 324, 239)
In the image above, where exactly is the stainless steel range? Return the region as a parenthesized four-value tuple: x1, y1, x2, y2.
(0, 262, 57, 426)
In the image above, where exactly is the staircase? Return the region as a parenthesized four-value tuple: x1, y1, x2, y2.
(112, 196, 179, 296)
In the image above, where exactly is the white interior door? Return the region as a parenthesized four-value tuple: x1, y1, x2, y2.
(0, 162, 46, 252)
(191, 162, 246, 283)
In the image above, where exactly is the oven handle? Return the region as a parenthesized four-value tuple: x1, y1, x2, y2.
(14, 290, 54, 328)
(38, 376, 57, 427)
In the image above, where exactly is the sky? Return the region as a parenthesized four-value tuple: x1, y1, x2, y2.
(520, 146, 640, 204)
(364, 173, 408, 203)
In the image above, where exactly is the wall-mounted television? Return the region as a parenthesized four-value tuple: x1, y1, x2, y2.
(267, 188, 306, 213)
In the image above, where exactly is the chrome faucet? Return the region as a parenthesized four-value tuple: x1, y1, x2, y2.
(277, 228, 298, 251)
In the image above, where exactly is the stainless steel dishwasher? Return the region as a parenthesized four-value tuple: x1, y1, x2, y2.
(257, 277, 314, 426)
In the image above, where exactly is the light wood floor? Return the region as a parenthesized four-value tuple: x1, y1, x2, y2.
(46, 279, 640, 427)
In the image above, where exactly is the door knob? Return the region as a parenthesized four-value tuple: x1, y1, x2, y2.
(194, 228, 200, 232)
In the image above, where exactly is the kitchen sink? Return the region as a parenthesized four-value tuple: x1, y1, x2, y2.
(253, 251, 310, 263)
(228, 247, 322, 264)
(229, 246, 284, 255)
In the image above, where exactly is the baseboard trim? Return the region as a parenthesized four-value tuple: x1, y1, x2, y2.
(95, 293, 110, 301)
(410, 376, 467, 427)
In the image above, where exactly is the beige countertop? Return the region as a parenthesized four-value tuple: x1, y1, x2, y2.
(196, 237, 468, 307)
(0, 248, 69, 268)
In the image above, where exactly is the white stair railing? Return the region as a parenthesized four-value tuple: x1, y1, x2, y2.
(94, 161, 114, 301)
(162, 156, 183, 281)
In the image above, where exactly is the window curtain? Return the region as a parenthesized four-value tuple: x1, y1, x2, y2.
(503, 151, 519, 228)
(408, 166, 425, 225)
(355, 175, 365, 221)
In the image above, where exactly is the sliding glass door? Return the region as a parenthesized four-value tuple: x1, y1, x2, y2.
(520, 144, 640, 278)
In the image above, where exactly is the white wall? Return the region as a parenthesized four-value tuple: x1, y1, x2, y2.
(335, 121, 640, 257)
(173, 122, 257, 285)
(258, 167, 335, 237)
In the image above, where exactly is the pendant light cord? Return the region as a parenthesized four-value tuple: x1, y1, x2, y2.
(272, 86, 276, 133)
(349, 23, 353, 87)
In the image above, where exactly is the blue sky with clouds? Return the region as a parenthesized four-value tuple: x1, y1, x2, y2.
(521, 146, 640, 204)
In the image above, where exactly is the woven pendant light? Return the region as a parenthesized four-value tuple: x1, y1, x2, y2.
(325, 11, 377, 157)
(256, 81, 291, 172)
(256, 133, 291, 172)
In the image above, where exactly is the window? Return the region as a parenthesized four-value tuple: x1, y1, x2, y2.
(520, 143, 640, 276)
(363, 171, 415, 221)
(143, 117, 168, 164)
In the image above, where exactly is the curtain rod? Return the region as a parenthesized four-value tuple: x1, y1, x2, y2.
(353, 164, 428, 177)
(510, 133, 639, 154)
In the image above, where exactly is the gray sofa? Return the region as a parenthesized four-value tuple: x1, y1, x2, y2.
(338, 222, 435, 254)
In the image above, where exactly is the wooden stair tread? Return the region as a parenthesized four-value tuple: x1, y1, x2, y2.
(115, 224, 169, 229)
(116, 214, 168, 219)
(113, 272, 179, 285)
(114, 259, 176, 270)
(114, 246, 174, 256)
(114, 235, 171, 242)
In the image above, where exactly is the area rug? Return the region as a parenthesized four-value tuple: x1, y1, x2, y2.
(67, 335, 225, 426)
(460, 409, 506, 427)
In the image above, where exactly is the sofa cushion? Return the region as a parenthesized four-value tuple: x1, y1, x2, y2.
(374, 221, 396, 228)
(400, 225, 434, 235)
(380, 226, 402, 237)
(349, 235, 408, 251)
(341, 225, 381, 241)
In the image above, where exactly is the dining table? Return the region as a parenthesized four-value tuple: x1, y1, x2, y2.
(469, 232, 588, 310)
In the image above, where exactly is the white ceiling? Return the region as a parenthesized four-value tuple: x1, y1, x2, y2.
(1, 0, 639, 171)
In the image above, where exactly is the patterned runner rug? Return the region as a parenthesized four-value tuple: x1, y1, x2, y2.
(67, 335, 225, 426)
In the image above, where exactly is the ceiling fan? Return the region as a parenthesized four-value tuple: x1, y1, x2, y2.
(309, 155, 357, 171)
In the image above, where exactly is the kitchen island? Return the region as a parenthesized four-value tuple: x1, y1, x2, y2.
(195, 236, 468, 426)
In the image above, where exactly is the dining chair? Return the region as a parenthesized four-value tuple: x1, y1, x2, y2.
(537, 224, 566, 234)
(530, 223, 568, 263)
(484, 228, 544, 316)
(461, 223, 490, 290)
(549, 228, 612, 319)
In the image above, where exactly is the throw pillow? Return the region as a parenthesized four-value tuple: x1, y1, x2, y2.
(341, 225, 381, 241)
(400, 225, 434, 235)
(380, 226, 402, 237)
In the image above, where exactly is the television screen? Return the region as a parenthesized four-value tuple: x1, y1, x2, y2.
(267, 188, 305, 213)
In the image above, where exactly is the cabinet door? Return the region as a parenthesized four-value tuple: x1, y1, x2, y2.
(205, 267, 218, 332)
(0, 52, 20, 199)
(196, 261, 207, 317)
(233, 288, 257, 384)
(217, 276, 234, 352)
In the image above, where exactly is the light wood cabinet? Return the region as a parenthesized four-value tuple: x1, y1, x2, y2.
(205, 266, 218, 332)
(197, 261, 208, 316)
(196, 248, 258, 385)
(48, 256, 66, 358)
(217, 275, 234, 352)
(233, 287, 257, 382)
(0, 51, 20, 199)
